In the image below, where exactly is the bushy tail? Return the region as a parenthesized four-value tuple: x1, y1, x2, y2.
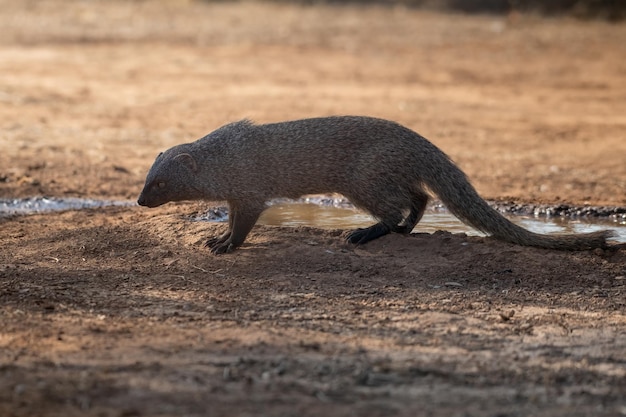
(422, 151, 614, 251)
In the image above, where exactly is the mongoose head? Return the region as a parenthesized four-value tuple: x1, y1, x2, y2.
(137, 146, 200, 208)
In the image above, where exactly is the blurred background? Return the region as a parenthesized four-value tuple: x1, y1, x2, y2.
(0, 0, 625, 206)
(279, 0, 625, 20)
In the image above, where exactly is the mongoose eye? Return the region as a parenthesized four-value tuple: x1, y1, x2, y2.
(157, 181, 166, 189)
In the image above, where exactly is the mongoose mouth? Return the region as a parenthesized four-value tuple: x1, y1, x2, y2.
(137, 195, 167, 208)
(137, 195, 152, 207)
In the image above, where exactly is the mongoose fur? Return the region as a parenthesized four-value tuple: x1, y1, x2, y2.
(137, 116, 614, 254)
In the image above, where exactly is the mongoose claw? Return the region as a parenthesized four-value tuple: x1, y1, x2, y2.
(205, 232, 232, 249)
(204, 237, 220, 248)
(209, 242, 235, 255)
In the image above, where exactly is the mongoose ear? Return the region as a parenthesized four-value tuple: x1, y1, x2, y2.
(173, 153, 198, 172)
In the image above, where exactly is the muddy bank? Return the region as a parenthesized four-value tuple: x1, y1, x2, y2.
(491, 201, 626, 219)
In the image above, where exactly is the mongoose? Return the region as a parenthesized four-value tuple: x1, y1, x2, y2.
(138, 116, 614, 254)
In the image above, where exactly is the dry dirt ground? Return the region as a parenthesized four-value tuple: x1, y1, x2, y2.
(1, 1, 625, 416)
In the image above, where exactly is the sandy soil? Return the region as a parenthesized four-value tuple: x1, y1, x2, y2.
(1, 1, 625, 416)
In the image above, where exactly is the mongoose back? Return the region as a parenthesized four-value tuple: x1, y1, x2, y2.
(138, 116, 614, 253)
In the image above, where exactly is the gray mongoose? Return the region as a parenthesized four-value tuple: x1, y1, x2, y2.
(137, 116, 614, 254)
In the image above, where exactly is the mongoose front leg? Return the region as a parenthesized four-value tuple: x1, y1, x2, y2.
(204, 212, 234, 249)
(209, 202, 264, 254)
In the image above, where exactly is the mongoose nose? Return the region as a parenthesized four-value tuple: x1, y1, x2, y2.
(137, 196, 146, 206)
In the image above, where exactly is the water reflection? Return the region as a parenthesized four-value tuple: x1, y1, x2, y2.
(259, 202, 626, 243)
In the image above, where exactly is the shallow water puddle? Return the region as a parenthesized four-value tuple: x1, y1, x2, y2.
(199, 196, 626, 243)
(258, 203, 626, 243)
(0, 196, 134, 216)
(2, 196, 625, 243)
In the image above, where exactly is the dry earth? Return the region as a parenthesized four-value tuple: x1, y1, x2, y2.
(0, 1, 625, 416)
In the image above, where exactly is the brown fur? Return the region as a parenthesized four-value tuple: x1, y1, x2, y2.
(138, 116, 614, 253)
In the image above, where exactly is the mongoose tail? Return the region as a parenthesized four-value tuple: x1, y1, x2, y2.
(422, 150, 615, 251)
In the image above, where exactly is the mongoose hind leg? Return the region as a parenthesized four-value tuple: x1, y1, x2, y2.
(392, 190, 428, 234)
(347, 188, 428, 244)
(345, 193, 406, 245)
(346, 207, 405, 244)
(208, 201, 264, 254)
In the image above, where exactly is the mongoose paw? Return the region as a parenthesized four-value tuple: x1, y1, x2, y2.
(209, 242, 236, 255)
(346, 228, 367, 244)
(205, 232, 231, 249)
(346, 223, 391, 245)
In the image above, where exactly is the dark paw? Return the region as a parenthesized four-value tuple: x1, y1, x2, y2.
(205, 232, 231, 249)
(209, 242, 235, 255)
(346, 228, 367, 244)
(204, 237, 220, 248)
(346, 224, 390, 245)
